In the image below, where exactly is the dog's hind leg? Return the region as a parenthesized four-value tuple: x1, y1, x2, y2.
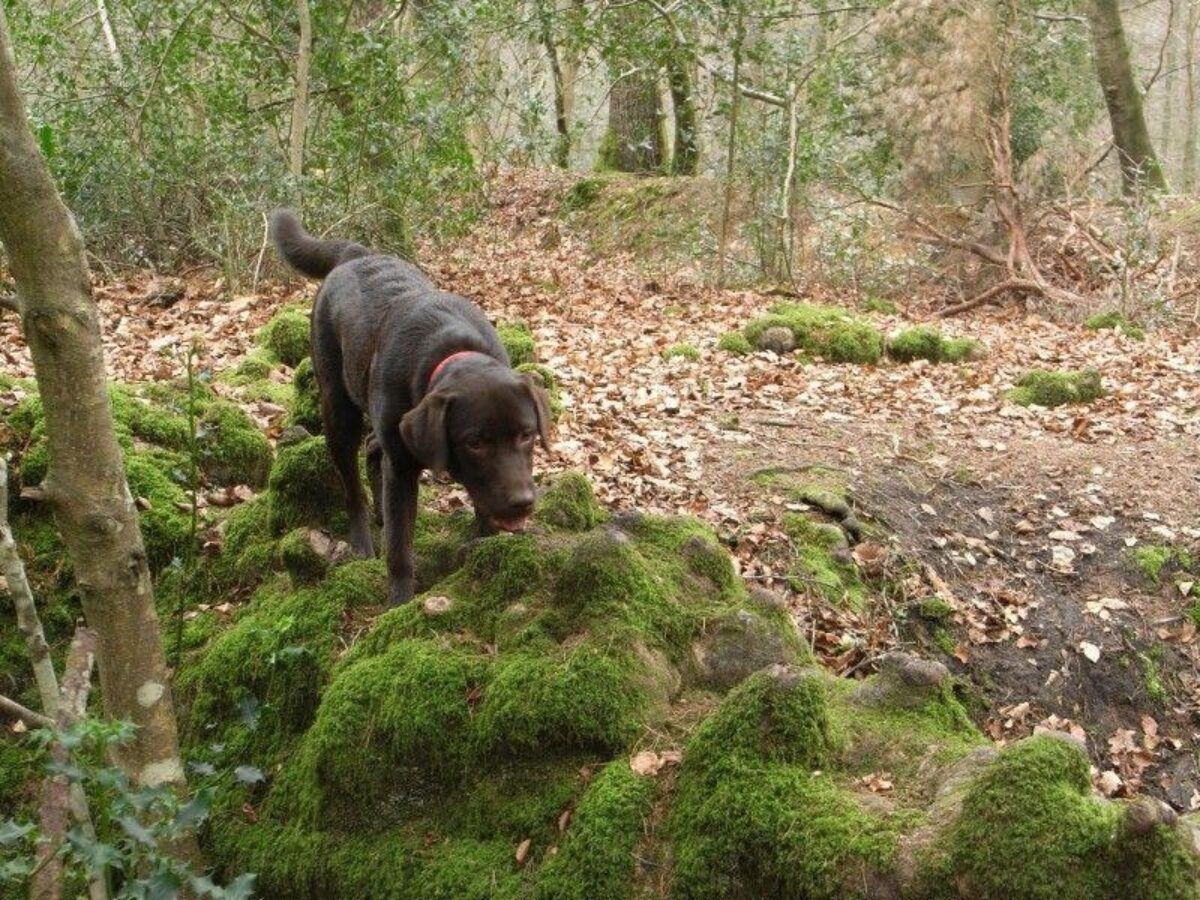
(320, 379, 374, 559)
(365, 431, 384, 526)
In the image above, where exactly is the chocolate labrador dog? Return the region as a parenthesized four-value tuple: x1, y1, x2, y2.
(270, 210, 551, 606)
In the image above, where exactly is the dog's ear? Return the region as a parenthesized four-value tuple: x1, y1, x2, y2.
(400, 392, 452, 473)
(521, 373, 553, 450)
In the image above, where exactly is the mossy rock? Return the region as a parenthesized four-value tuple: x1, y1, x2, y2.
(1084, 310, 1145, 340)
(533, 472, 604, 532)
(258, 306, 312, 367)
(744, 302, 884, 364)
(663, 343, 700, 362)
(289, 358, 323, 434)
(887, 326, 981, 364)
(197, 401, 273, 487)
(1011, 369, 1104, 408)
(267, 437, 345, 534)
(497, 321, 536, 367)
(717, 331, 753, 355)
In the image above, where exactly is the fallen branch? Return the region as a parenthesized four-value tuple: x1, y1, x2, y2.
(936, 278, 1043, 318)
(0, 693, 54, 729)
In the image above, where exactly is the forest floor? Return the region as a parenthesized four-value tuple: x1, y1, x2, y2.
(2, 169, 1198, 810)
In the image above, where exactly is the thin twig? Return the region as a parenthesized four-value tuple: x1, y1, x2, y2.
(0, 693, 54, 729)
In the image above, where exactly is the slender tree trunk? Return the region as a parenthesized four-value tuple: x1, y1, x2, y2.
(1159, 0, 1178, 180)
(666, 53, 699, 174)
(1184, 0, 1198, 191)
(535, 0, 570, 168)
(95, 0, 122, 67)
(716, 14, 745, 288)
(0, 9, 192, 803)
(1084, 0, 1169, 193)
(289, 0, 313, 183)
(603, 67, 664, 172)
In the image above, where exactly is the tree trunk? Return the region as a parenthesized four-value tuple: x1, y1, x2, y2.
(1084, 0, 1169, 193)
(535, 0, 570, 169)
(289, 0, 313, 183)
(602, 68, 664, 173)
(1184, 0, 1198, 191)
(1159, 0, 1178, 180)
(0, 9, 192, 802)
(667, 53, 699, 175)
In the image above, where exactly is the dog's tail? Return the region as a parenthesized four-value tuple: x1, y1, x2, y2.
(269, 209, 370, 279)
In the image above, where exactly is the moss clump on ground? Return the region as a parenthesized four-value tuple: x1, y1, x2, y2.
(743, 302, 884, 364)
(1085, 310, 1145, 340)
(1011, 369, 1104, 408)
(562, 177, 605, 212)
(266, 437, 344, 534)
(197, 400, 273, 487)
(782, 513, 866, 607)
(940, 735, 1197, 899)
(887, 326, 980, 363)
(498, 321, 536, 366)
(289, 358, 323, 434)
(534, 472, 605, 532)
(717, 331, 752, 355)
(1130, 544, 1194, 585)
(258, 306, 311, 367)
(663, 343, 700, 362)
(516, 362, 564, 421)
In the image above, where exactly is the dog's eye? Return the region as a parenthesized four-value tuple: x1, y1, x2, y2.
(464, 437, 486, 454)
(518, 430, 535, 446)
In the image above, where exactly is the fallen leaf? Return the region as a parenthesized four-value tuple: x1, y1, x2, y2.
(1079, 641, 1101, 663)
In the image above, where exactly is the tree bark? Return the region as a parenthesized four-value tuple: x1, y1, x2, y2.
(666, 52, 699, 175)
(603, 68, 664, 172)
(1158, 0, 1178, 179)
(1084, 0, 1169, 193)
(1184, 0, 1198, 191)
(289, 0, 313, 182)
(0, 8, 191, 804)
(535, 0, 570, 168)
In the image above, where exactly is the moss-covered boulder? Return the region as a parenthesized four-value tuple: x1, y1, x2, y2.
(266, 437, 345, 534)
(1011, 369, 1104, 408)
(197, 400, 273, 487)
(744, 302, 884, 364)
(887, 326, 980, 363)
(258, 306, 312, 367)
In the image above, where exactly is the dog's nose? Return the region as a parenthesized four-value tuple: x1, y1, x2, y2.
(508, 491, 535, 518)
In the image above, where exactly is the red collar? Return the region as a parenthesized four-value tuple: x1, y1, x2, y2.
(428, 350, 482, 388)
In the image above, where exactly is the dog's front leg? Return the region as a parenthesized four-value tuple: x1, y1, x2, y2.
(382, 461, 420, 606)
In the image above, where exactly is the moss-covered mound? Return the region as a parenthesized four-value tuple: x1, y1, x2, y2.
(743, 302, 884, 364)
(717, 331, 753, 355)
(257, 306, 312, 367)
(289, 358, 323, 433)
(498, 321, 537, 367)
(1085, 310, 1145, 340)
(887, 327, 980, 364)
(1011, 369, 1104, 408)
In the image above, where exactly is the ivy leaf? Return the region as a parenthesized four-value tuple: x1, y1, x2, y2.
(145, 867, 184, 900)
(64, 827, 122, 871)
(189, 761, 217, 778)
(237, 695, 261, 730)
(174, 786, 215, 830)
(233, 765, 265, 785)
(0, 820, 36, 847)
(118, 815, 157, 848)
(222, 872, 257, 900)
(45, 759, 86, 782)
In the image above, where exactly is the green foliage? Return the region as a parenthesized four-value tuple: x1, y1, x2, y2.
(289, 358, 323, 434)
(516, 363, 564, 421)
(0, 718, 255, 897)
(1131, 544, 1194, 585)
(663, 343, 700, 361)
(1011, 369, 1104, 408)
(887, 327, 980, 364)
(1085, 311, 1146, 340)
(197, 401, 273, 488)
(744, 302, 884, 364)
(498, 321, 537, 366)
(534, 472, 605, 532)
(562, 178, 605, 211)
(258, 308, 311, 368)
(717, 331, 753, 354)
(266, 438, 344, 534)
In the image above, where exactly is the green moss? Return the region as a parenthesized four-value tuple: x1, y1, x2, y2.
(258, 306, 312, 367)
(1085, 310, 1145, 340)
(1131, 544, 1193, 584)
(717, 331, 752, 355)
(744, 302, 884, 364)
(217, 497, 276, 588)
(232, 350, 278, 381)
(124, 451, 194, 570)
(943, 736, 1122, 899)
(498, 321, 536, 367)
(663, 343, 700, 361)
(562, 178, 605, 211)
(783, 513, 865, 607)
(290, 357, 323, 434)
(277, 528, 329, 582)
(413, 506, 476, 590)
(1011, 369, 1104, 408)
(197, 400, 273, 487)
(918, 598, 953, 620)
(267, 437, 344, 533)
(534, 472, 605, 532)
(933, 627, 956, 656)
(886, 326, 980, 364)
(534, 762, 655, 900)
(862, 296, 898, 314)
(516, 362, 564, 421)
(672, 671, 897, 899)
(1140, 652, 1169, 704)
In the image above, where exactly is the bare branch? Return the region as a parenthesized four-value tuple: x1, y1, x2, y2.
(0, 693, 54, 729)
(936, 279, 1044, 318)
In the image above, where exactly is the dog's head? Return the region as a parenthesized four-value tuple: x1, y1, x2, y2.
(400, 369, 552, 533)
